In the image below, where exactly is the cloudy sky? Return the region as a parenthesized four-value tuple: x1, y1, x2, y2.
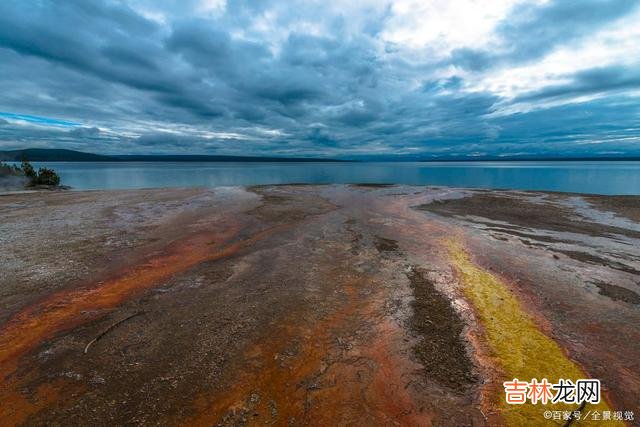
(0, 0, 639, 159)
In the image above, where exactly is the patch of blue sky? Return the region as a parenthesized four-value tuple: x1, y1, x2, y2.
(0, 112, 80, 127)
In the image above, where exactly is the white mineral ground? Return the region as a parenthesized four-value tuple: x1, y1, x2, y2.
(0, 185, 638, 425)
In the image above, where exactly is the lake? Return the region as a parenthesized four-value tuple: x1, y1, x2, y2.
(24, 161, 640, 195)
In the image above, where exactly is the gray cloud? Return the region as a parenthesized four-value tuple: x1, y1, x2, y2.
(451, 0, 639, 70)
(0, 0, 638, 158)
(499, 0, 637, 59)
(515, 64, 640, 103)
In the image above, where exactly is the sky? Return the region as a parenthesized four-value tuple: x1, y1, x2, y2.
(0, 0, 639, 159)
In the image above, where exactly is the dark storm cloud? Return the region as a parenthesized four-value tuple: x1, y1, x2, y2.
(0, 0, 638, 158)
(486, 95, 640, 157)
(0, 0, 226, 119)
(515, 64, 640, 103)
(307, 127, 340, 147)
(498, 0, 637, 60)
(68, 127, 102, 138)
(449, 49, 493, 72)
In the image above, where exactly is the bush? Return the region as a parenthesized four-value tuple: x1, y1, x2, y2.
(21, 160, 36, 178)
(33, 167, 61, 186)
(16, 160, 62, 187)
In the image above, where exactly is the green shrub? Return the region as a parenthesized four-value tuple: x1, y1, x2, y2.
(33, 167, 61, 186)
(14, 160, 62, 187)
(21, 160, 36, 178)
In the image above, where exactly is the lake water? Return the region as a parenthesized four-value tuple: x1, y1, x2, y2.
(25, 161, 640, 195)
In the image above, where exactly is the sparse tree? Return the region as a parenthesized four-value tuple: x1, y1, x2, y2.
(21, 160, 36, 178)
(16, 160, 61, 187)
(34, 167, 61, 186)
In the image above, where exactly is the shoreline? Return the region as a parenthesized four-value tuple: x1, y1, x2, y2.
(5, 160, 640, 195)
(2, 182, 640, 197)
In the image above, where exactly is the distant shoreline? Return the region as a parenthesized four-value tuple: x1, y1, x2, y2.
(1, 149, 639, 163)
(15, 158, 640, 162)
(0, 149, 350, 163)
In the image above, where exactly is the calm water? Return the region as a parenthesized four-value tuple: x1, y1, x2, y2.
(25, 161, 640, 195)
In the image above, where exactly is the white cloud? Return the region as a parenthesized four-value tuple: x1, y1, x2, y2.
(198, 0, 226, 15)
(381, 0, 524, 52)
(447, 6, 640, 119)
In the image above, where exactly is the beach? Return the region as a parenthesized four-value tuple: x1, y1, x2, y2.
(1, 185, 638, 425)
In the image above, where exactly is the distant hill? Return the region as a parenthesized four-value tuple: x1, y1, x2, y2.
(3, 148, 637, 163)
(0, 148, 117, 161)
(0, 148, 348, 162)
(114, 154, 347, 162)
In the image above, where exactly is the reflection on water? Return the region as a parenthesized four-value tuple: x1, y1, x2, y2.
(26, 161, 640, 195)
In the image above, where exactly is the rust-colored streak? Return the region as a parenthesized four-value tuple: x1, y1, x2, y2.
(183, 281, 363, 426)
(186, 276, 430, 426)
(0, 223, 285, 424)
